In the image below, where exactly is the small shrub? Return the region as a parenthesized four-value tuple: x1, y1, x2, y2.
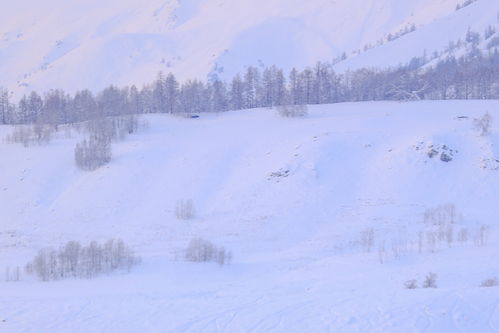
(175, 199, 195, 220)
(474, 112, 493, 136)
(480, 277, 498, 287)
(184, 238, 232, 265)
(423, 272, 438, 288)
(276, 104, 308, 118)
(74, 136, 112, 171)
(404, 279, 418, 289)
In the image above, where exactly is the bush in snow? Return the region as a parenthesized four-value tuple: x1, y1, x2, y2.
(480, 277, 498, 287)
(74, 136, 112, 171)
(474, 112, 493, 136)
(175, 199, 195, 220)
(404, 279, 418, 289)
(423, 272, 438, 288)
(184, 238, 232, 266)
(25, 239, 140, 281)
(276, 104, 308, 118)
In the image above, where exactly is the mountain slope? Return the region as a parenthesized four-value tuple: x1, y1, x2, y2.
(2, 0, 497, 97)
(1, 100, 498, 250)
(1, 100, 499, 331)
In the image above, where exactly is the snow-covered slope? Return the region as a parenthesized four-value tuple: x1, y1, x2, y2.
(336, 0, 499, 72)
(2, 0, 498, 97)
(1, 100, 499, 331)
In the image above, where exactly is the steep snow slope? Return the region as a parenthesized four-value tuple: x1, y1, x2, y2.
(336, 0, 499, 72)
(1, 100, 499, 332)
(2, 0, 496, 97)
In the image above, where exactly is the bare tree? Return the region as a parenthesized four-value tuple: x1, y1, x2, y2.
(175, 199, 195, 220)
(423, 272, 438, 288)
(361, 228, 375, 252)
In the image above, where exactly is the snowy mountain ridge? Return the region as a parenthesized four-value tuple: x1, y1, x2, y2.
(1, 0, 498, 97)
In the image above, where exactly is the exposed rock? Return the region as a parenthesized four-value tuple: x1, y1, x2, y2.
(440, 152, 453, 162)
(417, 141, 457, 162)
(427, 149, 439, 158)
(270, 169, 290, 178)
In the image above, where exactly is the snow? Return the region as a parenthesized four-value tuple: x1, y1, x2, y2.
(1, 100, 499, 332)
(3, 0, 497, 97)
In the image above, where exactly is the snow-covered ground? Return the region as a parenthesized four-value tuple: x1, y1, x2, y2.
(1, 100, 499, 332)
(2, 0, 498, 97)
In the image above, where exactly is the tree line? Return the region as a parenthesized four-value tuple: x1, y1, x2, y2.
(0, 42, 498, 126)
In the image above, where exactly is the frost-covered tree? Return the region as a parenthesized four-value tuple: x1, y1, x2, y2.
(73, 90, 97, 122)
(210, 79, 228, 112)
(98, 85, 127, 117)
(179, 80, 206, 115)
(164, 73, 179, 114)
(153, 71, 167, 113)
(243, 66, 260, 109)
(288, 68, 300, 105)
(229, 74, 244, 110)
(42, 89, 69, 126)
(27, 91, 43, 123)
(0, 88, 12, 124)
(299, 67, 314, 105)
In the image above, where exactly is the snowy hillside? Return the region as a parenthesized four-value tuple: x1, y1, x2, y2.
(1, 0, 498, 97)
(1, 100, 499, 332)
